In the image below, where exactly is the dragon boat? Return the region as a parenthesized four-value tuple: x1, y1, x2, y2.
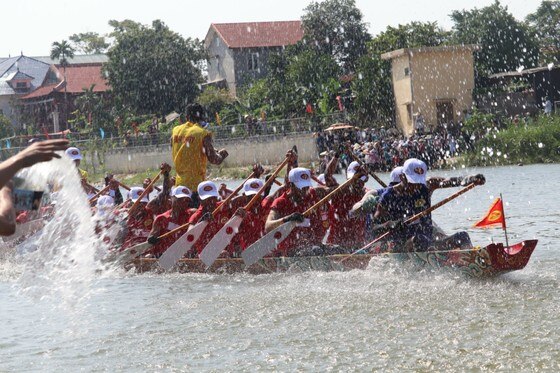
(130, 239, 537, 278)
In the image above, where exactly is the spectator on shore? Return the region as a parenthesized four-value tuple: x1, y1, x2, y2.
(544, 98, 553, 116)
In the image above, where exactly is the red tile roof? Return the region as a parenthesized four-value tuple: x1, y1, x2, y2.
(21, 63, 109, 100)
(21, 83, 58, 99)
(62, 64, 109, 93)
(210, 21, 304, 49)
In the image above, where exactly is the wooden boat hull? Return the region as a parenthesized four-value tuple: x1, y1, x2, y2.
(131, 240, 537, 278)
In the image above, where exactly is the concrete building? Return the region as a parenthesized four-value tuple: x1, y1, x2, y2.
(204, 21, 304, 95)
(381, 45, 479, 136)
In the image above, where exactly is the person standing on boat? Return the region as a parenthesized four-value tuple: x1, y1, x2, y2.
(145, 186, 196, 257)
(171, 103, 228, 207)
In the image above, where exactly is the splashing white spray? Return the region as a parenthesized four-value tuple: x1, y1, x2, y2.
(11, 156, 108, 308)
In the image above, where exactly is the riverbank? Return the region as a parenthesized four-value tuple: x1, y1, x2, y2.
(460, 113, 560, 167)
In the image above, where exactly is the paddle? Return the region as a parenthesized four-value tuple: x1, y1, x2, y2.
(128, 171, 162, 215)
(89, 184, 112, 204)
(348, 149, 386, 188)
(158, 172, 257, 270)
(242, 172, 363, 267)
(118, 181, 131, 191)
(342, 183, 478, 261)
(199, 157, 290, 267)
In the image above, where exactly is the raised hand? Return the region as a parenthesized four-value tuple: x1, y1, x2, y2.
(13, 139, 69, 169)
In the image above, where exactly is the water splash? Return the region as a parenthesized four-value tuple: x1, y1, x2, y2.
(10, 156, 109, 308)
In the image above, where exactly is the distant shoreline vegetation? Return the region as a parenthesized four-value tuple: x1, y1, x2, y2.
(460, 112, 560, 166)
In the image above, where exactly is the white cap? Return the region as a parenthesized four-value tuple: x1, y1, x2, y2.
(403, 158, 427, 185)
(288, 167, 313, 190)
(96, 195, 115, 207)
(390, 166, 404, 184)
(172, 186, 192, 199)
(347, 161, 367, 181)
(243, 178, 264, 196)
(197, 181, 219, 200)
(65, 147, 82, 160)
(129, 187, 149, 203)
(316, 174, 326, 185)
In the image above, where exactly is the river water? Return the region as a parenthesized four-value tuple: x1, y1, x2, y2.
(1, 163, 558, 371)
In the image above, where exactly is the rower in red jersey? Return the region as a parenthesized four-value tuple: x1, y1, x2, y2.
(145, 185, 195, 257)
(264, 150, 328, 256)
(188, 180, 234, 257)
(121, 163, 172, 250)
(121, 186, 154, 250)
(326, 160, 369, 249)
(228, 178, 267, 254)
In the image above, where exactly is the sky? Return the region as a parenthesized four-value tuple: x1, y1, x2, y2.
(1, 0, 541, 57)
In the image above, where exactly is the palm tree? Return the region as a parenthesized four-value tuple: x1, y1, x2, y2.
(50, 40, 75, 130)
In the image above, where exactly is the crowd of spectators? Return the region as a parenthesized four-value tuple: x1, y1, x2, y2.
(315, 124, 468, 173)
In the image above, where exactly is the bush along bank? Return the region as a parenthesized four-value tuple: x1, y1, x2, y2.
(461, 113, 560, 166)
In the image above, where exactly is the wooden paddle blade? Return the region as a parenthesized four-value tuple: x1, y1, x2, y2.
(107, 241, 152, 266)
(241, 221, 297, 267)
(158, 221, 208, 270)
(199, 215, 244, 267)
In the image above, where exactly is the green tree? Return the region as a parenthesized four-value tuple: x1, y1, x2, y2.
(301, 0, 370, 73)
(104, 19, 205, 115)
(0, 114, 14, 139)
(50, 40, 75, 130)
(450, 1, 539, 77)
(69, 32, 109, 54)
(526, 0, 560, 64)
(197, 87, 235, 120)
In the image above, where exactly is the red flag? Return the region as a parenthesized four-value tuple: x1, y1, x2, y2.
(336, 95, 344, 111)
(306, 103, 313, 114)
(473, 198, 506, 229)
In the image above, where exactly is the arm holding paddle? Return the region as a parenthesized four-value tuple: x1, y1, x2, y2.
(428, 174, 486, 191)
(147, 163, 172, 213)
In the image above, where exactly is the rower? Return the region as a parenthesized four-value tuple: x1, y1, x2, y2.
(264, 159, 326, 256)
(65, 146, 96, 197)
(373, 158, 485, 252)
(145, 186, 195, 257)
(187, 180, 234, 257)
(325, 160, 368, 249)
(121, 186, 154, 250)
(171, 103, 228, 207)
(351, 166, 403, 218)
(119, 163, 172, 249)
(104, 174, 123, 205)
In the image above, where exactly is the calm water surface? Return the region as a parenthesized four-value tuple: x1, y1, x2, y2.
(1, 164, 559, 372)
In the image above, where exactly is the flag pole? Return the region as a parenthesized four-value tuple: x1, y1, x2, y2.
(500, 193, 510, 249)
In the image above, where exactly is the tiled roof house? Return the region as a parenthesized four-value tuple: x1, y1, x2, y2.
(204, 21, 304, 95)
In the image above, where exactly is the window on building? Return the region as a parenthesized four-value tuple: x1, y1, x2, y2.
(406, 104, 413, 121)
(16, 82, 28, 89)
(248, 52, 259, 71)
(404, 67, 410, 76)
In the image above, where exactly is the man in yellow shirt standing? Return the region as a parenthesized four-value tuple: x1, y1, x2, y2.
(171, 103, 228, 207)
